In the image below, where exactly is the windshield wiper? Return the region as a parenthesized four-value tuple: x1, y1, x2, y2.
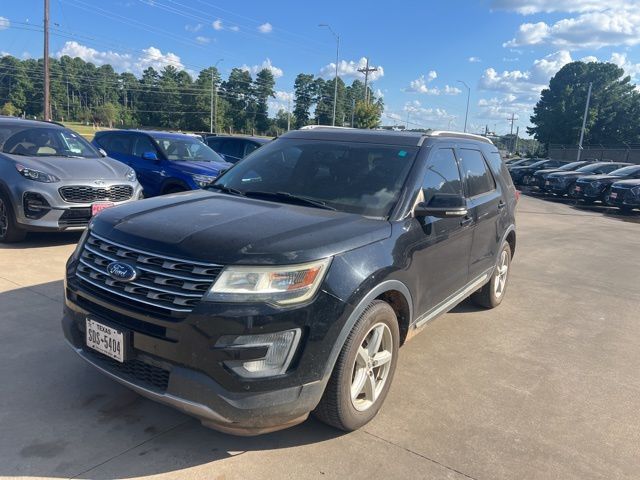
(207, 184, 245, 196)
(242, 191, 336, 211)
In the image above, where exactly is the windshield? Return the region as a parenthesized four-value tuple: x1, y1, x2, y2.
(528, 160, 550, 168)
(210, 138, 418, 218)
(0, 125, 100, 158)
(576, 163, 617, 173)
(152, 135, 225, 163)
(609, 165, 640, 176)
(511, 159, 538, 167)
(559, 161, 587, 170)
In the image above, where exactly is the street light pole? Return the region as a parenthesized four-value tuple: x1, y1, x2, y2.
(210, 58, 223, 134)
(457, 80, 470, 133)
(577, 82, 592, 162)
(319, 24, 339, 126)
(43, 0, 51, 121)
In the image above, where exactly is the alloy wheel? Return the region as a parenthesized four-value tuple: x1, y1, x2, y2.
(494, 249, 509, 298)
(350, 322, 393, 412)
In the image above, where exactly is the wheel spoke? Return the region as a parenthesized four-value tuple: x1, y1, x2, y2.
(356, 346, 368, 367)
(367, 325, 384, 357)
(364, 371, 377, 403)
(351, 369, 367, 401)
(372, 350, 392, 367)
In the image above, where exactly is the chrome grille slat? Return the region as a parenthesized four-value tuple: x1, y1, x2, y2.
(75, 233, 223, 315)
(59, 185, 134, 203)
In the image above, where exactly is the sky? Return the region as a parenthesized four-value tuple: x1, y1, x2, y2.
(1, 0, 639, 136)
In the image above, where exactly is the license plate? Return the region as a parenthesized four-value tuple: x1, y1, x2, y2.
(86, 318, 125, 362)
(575, 186, 581, 192)
(92, 202, 114, 216)
(545, 181, 550, 186)
(610, 192, 617, 199)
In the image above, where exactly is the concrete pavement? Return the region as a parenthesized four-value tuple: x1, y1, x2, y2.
(1, 196, 639, 479)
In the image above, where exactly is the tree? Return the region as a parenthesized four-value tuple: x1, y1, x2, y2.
(96, 102, 119, 127)
(293, 74, 316, 128)
(222, 68, 254, 133)
(528, 61, 640, 146)
(254, 68, 275, 134)
(1, 102, 18, 116)
(353, 101, 381, 129)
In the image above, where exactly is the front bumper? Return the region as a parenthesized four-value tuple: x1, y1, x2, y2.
(607, 189, 640, 208)
(62, 261, 350, 434)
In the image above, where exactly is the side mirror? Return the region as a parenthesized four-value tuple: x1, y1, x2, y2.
(142, 151, 159, 161)
(98, 148, 108, 157)
(414, 193, 468, 218)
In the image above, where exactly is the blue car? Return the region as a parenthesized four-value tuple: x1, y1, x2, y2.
(93, 130, 232, 197)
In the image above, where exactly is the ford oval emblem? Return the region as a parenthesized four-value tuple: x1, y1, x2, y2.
(106, 262, 138, 282)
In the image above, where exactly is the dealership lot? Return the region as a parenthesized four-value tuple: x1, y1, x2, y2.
(1, 195, 639, 480)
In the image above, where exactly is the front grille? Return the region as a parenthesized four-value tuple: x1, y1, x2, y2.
(60, 185, 134, 203)
(85, 349, 170, 392)
(59, 208, 92, 227)
(75, 232, 222, 314)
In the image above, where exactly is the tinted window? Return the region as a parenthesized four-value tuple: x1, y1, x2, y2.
(212, 139, 418, 218)
(596, 164, 627, 174)
(206, 138, 222, 150)
(422, 149, 462, 205)
(152, 135, 224, 162)
(132, 135, 157, 158)
(101, 134, 132, 155)
(221, 139, 243, 159)
(244, 141, 261, 156)
(609, 165, 640, 177)
(459, 149, 496, 197)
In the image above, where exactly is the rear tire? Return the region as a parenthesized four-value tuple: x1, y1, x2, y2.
(163, 185, 187, 195)
(313, 300, 399, 432)
(471, 242, 512, 309)
(0, 193, 27, 243)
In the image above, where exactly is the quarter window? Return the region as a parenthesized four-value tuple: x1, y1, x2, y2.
(459, 149, 496, 197)
(421, 148, 463, 205)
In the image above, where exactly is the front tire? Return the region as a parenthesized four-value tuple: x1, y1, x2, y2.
(0, 193, 27, 243)
(314, 300, 399, 431)
(471, 242, 512, 309)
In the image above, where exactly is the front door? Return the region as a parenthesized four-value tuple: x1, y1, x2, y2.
(408, 147, 474, 316)
(130, 134, 164, 196)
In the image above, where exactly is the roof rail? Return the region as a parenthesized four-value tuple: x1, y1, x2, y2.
(427, 130, 494, 145)
(299, 125, 354, 130)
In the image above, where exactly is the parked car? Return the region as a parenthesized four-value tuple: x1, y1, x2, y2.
(93, 130, 232, 197)
(509, 159, 567, 186)
(0, 117, 142, 243)
(506, 158, 544, 170)
(574, 165, 640, 204)
(204, 135, 271, 164)
(532, 160, 595, 191)
(544, 162, 631, 196)
(607, 178, 640, 213)
(62, 128, 517, 435)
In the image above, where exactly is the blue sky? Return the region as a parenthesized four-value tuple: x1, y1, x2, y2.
(1, 0, 639, 135)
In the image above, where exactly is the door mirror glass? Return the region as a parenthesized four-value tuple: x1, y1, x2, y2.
(415, 193, 468, 218)
(142, 151, 159, 161)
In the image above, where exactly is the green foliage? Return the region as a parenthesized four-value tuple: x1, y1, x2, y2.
(353, 101, 381, 129)
(529, 61, 640, 146)
(1, 101, 18, 116)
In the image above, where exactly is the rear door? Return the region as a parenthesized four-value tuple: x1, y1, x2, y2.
(97, 133, 134, 166)
(410, 146, 473, 314)
(458, 148, 503, 281)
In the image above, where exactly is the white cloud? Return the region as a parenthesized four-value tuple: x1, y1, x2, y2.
(401, 100, 456, 128)
(240, 58, 284, 79)
(491, 0, 630, 15)
(404, 70, 461, 95)
(530, 50, 573, 82)
(581, 55, 598, 62)
(185, 23, 203, 32)
(268, 90, 294, 117)
(212, 19, 223, 31)
(56, 41, 186, 76)
(503, 9, 640, 49)
(0, 16, 10, 30)
(319, 57, 385, 81)
(427, 70, 437, 81)
(468, 56, 482, 63)
(258, 22, 272, 34)
(609, 52, 640, 80)
(195, 36, 210, 45)
(443, 85, 462, 95)
(229, 25, 240, 32)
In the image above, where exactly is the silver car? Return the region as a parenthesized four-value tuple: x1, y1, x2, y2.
(0, 118, 143, 242)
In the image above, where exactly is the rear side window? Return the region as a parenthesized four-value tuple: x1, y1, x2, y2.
(206, 138, 222, 150)
(100, 134, 132, 155)
(459, 149, 496, 197)
(221, 139, 243, 159)
(422, 148, 463, 205)
(244, 141, 260, 156)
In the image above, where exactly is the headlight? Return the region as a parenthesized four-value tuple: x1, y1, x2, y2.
(215, 329, 301, 378)
(632, 186, 640, 196)
(15, 164, 60, 183)
(591, 181, 603, 190)
(205, 258, 331, 306)
(126, 168, 137, 182)
(192, 174, 217, 188)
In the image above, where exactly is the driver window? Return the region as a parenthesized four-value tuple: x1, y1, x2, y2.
(132, 135, 156, 158)
(421, 149, 463, 205)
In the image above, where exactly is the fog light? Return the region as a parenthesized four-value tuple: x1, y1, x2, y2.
(23, 192, 51, 219)
(215, 329, 301, 378)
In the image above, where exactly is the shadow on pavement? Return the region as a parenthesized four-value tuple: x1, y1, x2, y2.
(0, 280, 342, 479)
(0, 231, 83, 250)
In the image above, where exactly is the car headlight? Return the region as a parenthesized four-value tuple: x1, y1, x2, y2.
(215, 329, 301, 378)
(632, 186, 640, 196)
(591, 181, 603, 190)
(205, 258, 331, 306)
(126, 168, 137, 182)
(15, 164, 60, 183)
(192, 174, 217, 188)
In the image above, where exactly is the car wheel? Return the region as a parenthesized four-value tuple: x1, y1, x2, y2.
(0, 193, 27, 243)
(471, 242, 512, 309)
(163, 185, 187, 195)
(620, 206, 635, 214)
(313, 300, 399, 431)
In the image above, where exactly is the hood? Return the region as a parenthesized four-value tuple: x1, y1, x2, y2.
(167, 160, 232, 176)
(91, 190, 391, 265)
(4, 153, 130, 181)
(534, 168, 563, 176)
(549, 171, 593, 179)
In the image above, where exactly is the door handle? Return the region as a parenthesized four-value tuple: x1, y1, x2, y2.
(498, 200, 506, 210)
(460, 215, 473, 227)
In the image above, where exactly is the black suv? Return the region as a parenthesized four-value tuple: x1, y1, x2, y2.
(204, 135, 270, 163)
(62, 128, 517, 435)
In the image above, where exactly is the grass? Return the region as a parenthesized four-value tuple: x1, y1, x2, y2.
(62, 122, 111, 140)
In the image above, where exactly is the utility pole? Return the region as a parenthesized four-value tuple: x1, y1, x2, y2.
(43, 0, 51, 121)
(210, 59, 223, 134)
(319, 24, 340, 126)
(457, 80, 470, 133)
(351, 97, 355, 127)
(507, 113, 516, 153)
(514, 126, 519, 153)
(577, 82, 593, 162)
(210, 71, 214, 134)
(357, 58, 378, 105)
(66, 80, 70, 120)
(287, 95, 291, 131)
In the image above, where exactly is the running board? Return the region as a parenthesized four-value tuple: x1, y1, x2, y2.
(413, 272, 490, 329)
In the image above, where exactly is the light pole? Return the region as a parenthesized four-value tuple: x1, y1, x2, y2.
(211, 58, 223, 134)
(577, 82, 592, 162)
(457, 80, 470, 133)
(319, 24, 339, 126)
